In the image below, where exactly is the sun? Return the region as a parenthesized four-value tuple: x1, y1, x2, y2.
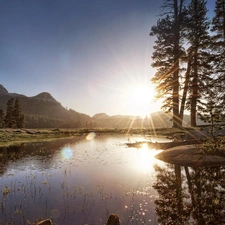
(126, 83, 158, 118)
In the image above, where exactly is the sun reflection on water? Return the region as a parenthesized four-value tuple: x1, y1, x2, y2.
(133, 143, 159, 174)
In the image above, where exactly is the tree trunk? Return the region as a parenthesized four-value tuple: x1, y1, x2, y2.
(191, 50, 198, 127)
(172, 0, 181, 128)
(180, 56, 192, 124)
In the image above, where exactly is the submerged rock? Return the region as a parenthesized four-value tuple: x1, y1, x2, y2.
(155, 145, 225, 167)
(106, 214, 120, 225)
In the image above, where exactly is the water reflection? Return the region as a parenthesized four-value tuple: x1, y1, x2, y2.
(0, 135, 161, 225)
(153, 164, 225, 224)
(2, 135, 224, 224)
(133, 143, 162, 174)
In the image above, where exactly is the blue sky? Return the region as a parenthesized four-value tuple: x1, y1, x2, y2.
(0, 0, 215, 117)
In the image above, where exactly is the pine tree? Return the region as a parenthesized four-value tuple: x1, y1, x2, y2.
(0, 109, 4, 128)
(211, 0, 225, 111)
(150, 0, 187, 128)
(4, 98, 15, 128)
(198, 80, 223, 137)
(185, 0, 212, 126)
(13, 98, 24, 128)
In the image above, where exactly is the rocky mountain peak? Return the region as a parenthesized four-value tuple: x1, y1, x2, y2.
(92, 113, 109, 119)
(0, 84, 9, 95)
(33, 92, 58, 103)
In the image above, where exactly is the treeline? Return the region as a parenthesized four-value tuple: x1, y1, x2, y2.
(25, 114, 95, 128)
(150, 0, 225, 127)
(0, 98, 24, 128)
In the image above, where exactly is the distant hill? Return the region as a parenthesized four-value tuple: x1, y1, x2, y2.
(0, 84, 204, 129)
(91, 111, 184, 129)
(90, 111, 206, 129)
(0, 84, 90, 128)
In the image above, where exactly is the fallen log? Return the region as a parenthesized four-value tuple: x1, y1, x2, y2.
(126, 139, 203, 150)
(36, 219, 53, 225)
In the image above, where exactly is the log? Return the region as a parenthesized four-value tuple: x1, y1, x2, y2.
(126, 139, 203, 150)
(36, 219, 53, 225)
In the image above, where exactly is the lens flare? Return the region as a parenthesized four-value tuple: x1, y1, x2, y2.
(86, 132, 96, 140)
(61, 147, 73, 160)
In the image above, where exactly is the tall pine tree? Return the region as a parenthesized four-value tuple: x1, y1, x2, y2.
(4, 98, 24, 128)
(13, 98, 24, 128)
(4, 98, 15, 128)
(185, 0, 212, 126)
(0, 109, 4, 128)
(150, 0, 186, 128)
(211, 0, 225, 112)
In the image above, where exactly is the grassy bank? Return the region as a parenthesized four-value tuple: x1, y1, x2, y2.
(0, 127, 189, 147)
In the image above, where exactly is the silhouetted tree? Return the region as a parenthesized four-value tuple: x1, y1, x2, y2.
(4, 98, 24, 128)
(185, 0, 212, 127)
(198, 81, 223, 137)
(211, 0, 225, 112)
(150, 0, 187, 128)
(13, 98, 24, 128)
(0, 109, 4, 128)
(4, 98, 15, 128)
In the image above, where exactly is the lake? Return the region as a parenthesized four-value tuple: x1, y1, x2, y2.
(0, 133, 225, 225)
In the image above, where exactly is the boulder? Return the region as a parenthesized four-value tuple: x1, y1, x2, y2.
(106, 214, 120, 225)
(155, 145, 225, 167)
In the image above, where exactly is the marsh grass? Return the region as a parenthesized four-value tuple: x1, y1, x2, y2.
(0, 127, 188, 147)
(198, 136, 225, 156)
(0, 131, 183, 224)
(0, 165, 157, 225)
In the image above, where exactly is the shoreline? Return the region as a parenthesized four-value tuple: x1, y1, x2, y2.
(0, 127, 187, 147)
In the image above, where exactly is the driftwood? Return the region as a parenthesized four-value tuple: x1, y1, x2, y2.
(126, 139, 203, 150)
(36, 219, 53, 225)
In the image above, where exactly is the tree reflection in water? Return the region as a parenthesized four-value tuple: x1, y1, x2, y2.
(153, 164, 225, 224)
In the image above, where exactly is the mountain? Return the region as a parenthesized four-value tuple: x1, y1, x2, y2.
(0, 84, 90, 128)
(32, 92, 58, 103)
(0, 84, 8, 95)
(0, 84, 205, 129)
(91, 111, 206, 129)
(91, 112, 173, 129)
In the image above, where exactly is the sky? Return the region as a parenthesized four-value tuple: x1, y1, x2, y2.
(0, 0, 215, 117)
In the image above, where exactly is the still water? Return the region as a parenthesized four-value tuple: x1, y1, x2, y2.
(0, 134, 225, 225)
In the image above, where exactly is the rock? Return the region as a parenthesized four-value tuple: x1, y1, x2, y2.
(106, 214, 120, 225)
(36, 219, 53, 225)
(155, 145, 225, 167)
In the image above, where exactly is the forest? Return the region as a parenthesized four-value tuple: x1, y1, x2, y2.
(0, 98, 24, 128)
(150, 0, 225, 128)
